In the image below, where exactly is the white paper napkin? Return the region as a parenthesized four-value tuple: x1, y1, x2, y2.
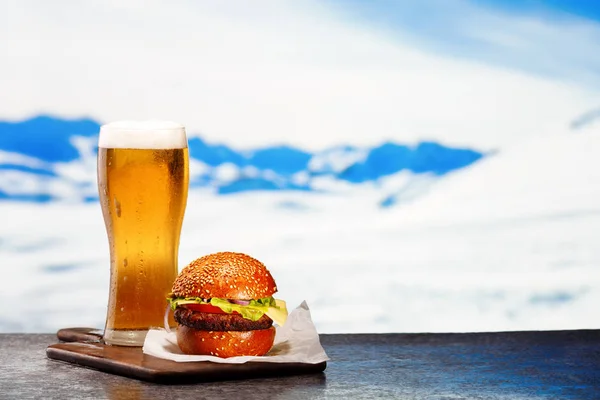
(142, 301, 329, 364)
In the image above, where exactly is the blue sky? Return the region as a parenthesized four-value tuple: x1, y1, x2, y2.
(330, 0, 600, 26)
(0, 0, 599, 149)
(480, 0, 600, 20)
(324, 0, 600, 88)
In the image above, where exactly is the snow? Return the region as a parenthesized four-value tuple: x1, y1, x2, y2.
(0, 150, 51, 169)
(0, 129, 599, 334)
(386, 129, 600, 225)
(308, 146, 368, 174)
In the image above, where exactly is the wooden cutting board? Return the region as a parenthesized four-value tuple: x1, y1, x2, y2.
(46, 328, 327, 384)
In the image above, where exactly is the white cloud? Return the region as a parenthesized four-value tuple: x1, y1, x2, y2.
(0, 0, 599, 151)
(442, 1, 600, 85)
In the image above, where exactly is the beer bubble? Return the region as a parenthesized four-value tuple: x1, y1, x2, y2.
(123, 258, 128, 267)
(98, 120, 187, 149)
(114, 198, 122, 218)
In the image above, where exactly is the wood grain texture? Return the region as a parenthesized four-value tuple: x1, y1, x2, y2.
(46, 339, 326, 384)
(56, 327, 103, 343)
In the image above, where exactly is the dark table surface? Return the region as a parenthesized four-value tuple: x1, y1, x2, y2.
(1, 330, 599, 399)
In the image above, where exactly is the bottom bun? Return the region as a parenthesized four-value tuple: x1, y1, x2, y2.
(176, 325, 276, 357)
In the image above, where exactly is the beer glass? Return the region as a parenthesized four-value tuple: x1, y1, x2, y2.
(97, 121, 189, 346)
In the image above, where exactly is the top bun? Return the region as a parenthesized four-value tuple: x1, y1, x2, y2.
(172, 252, 278, 300)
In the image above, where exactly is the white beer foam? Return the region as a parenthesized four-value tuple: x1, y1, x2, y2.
(99, 120, 187, 149)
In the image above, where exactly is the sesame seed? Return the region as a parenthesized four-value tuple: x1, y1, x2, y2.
(171, 251, 278, 299)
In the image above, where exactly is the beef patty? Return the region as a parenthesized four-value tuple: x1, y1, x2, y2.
(174, 307, 273, 331)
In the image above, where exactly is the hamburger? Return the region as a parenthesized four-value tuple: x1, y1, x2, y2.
(167, 252, 288, 357)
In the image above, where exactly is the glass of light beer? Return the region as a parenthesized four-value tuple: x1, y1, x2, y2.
(97, 121, 189, 346)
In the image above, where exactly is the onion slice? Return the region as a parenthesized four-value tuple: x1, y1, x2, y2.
(228, 299, 251, 306)
(164, 304, 172, 333)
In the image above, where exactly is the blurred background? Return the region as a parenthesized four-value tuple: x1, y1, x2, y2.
(1, 0, 599, 334)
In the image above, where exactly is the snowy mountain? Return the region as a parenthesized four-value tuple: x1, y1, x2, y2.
(571, 107, 600, 131)
(1, 121, 599, 334)
(0, 116, 483, 203)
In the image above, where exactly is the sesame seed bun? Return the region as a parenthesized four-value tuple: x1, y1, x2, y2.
(172, 252, 278, 300)
(176, 325, 276, 357)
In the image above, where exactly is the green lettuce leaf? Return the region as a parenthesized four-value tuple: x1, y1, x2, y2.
(167, 295, 288, 326)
